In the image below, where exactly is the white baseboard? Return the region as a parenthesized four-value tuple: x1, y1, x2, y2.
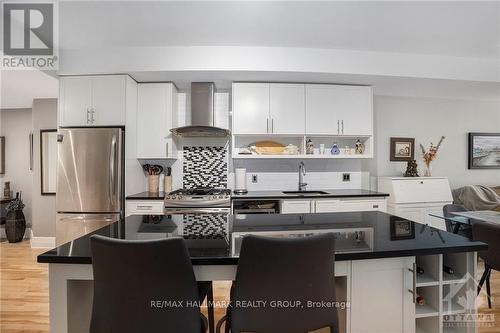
(0, 227, 31, 240)
(29, 230, 56, 248)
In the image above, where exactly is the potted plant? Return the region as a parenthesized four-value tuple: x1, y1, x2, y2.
(5, 192, 26, 243)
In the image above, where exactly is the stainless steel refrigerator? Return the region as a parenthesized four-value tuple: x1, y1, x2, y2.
(56, 128, 124, 246)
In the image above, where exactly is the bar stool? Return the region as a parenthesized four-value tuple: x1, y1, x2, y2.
(90, 235, 212, 333)
(217, 233, 339, 333)
(472, 222, 500, 309)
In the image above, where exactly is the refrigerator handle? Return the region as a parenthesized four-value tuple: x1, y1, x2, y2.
(110, 136, 118, 206)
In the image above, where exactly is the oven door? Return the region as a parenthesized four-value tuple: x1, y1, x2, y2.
(164, 207, 231, 215)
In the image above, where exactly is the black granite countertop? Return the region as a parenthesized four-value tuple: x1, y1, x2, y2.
(126, 189, 389, 201)
(37, 211, 486, 265)
(126, 191, 167, 200)
(231, 189, 389, 200)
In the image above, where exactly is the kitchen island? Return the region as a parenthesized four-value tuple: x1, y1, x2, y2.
(38, 211, 487, 333)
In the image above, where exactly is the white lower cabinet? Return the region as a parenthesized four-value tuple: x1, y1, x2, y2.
(281, 198, 387, 214)
(125, 200, 164, 216)
(281, 200, 312, 214)
(314, 199, 341, 213)
(350, 257, 416, 333)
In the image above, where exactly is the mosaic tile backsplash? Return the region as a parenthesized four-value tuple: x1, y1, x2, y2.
(183, 146, 227, 189)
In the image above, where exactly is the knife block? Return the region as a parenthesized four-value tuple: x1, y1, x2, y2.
(148, 175, 159, 193)
(164, 175, 172, 193)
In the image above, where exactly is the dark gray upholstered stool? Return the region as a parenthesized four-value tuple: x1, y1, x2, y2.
(218, 233, 339, 333)
(90, 235, 213, 333)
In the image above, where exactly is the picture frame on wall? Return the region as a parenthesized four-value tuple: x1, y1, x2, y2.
(390, 137, 415, 162)
(468, 133, 500, 169)
(0, 136, 4, 174)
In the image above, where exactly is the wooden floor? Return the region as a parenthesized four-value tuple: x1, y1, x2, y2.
(1, 240, 499, 332)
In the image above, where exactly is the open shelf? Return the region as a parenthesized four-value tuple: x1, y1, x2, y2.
(417, 273, 440, 287)
(415, 285, 440, 318)
(414, 252, 476, 333)
(416, 255, 441, 287)
(442, 302, 466, 316)
(231, 134, 373, 159)
(417, 317, 440, 333)
(415, 303, 440, 318)
(232, 154, 373, 159)
(442, 272, 468, 285)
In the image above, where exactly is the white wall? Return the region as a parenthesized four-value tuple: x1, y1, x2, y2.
(0, 109, 33, 228)
(372, 96, 500, 189)
(31, 99, 57, 237)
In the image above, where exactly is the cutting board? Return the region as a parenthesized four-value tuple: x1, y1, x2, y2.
(254, 141, 285, 155)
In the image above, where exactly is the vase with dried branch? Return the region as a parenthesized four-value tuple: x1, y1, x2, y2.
(419, 136, 445, 177)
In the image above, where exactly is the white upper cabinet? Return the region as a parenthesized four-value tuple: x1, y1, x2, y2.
(59, 76, 92, 126)
(269, 83, 305, 134)
(232, 83, 270, 134)
(305, 84, 373, 136)
(91, 76, 126, 126)
(137, 83, 178, 159)
(334, 85, 373, 136)
(233, 83, 305, 135)
(59, 75, 129, 127)
(305, 84, 338, 135)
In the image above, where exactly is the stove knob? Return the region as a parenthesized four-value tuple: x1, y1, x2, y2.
(166, 195, 171, 200)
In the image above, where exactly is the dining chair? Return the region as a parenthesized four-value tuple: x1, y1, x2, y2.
(90, 235, 211, 333)
(443, 204, 472, 238)
(217, 233, 339, 333)
(472, 222, 500, 309)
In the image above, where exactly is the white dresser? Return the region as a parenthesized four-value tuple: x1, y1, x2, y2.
(378, 177, 453, 230)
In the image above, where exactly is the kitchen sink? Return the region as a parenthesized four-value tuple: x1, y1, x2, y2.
(282, 191, 329, 195)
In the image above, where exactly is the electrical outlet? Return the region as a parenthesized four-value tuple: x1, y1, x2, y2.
(252, 174, 258, 183)
(342, 173, 350, 182)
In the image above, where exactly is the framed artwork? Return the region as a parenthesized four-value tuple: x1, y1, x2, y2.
(468, 133, 500, 169)
(390, 217, 415, 241)
(390, 137, 415, 162)
(40, 129, 57, 195)
(0, 136, 4, 174)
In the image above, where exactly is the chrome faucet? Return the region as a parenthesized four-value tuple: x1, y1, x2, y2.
(298, 162, 307, 191)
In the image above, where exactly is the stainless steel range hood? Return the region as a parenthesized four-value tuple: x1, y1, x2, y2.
(171, 82, 231, 137)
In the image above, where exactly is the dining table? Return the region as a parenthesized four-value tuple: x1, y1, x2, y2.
(451, 210, 500, 224)
(429, 209, 500, 236)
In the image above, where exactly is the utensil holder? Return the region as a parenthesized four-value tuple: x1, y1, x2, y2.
(148, 175, 160, 193)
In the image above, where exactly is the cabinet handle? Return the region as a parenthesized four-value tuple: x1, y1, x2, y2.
(271, 118, 274, 133)
(137, 205, 153, 210)
(86, 108, 90, 124)
(266, 118, 269, 133)
(337, 120, 340, 134)
(341, 120, 344, 134)
(166, 142, 169, 157)
(90, 108, 95, 124)
(408, 262, 417, 303)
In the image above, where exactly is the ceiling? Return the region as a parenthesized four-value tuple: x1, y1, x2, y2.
(60, 1, 500, 59)
(0, 70, 58, 109)
(130, 70, 500, 101)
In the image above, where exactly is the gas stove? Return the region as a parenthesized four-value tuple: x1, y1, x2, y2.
(164, 188, 231, 213)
